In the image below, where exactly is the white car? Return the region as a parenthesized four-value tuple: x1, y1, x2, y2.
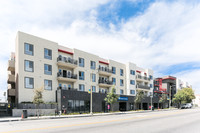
(185, 103, 192, 109)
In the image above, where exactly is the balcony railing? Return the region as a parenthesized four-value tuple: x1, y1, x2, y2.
(7, 74, 15, 84)
(136, 75, 150, 81)
(57, 55, 78, 68)
(57, 72, 77, 79)
(8, 60, 15, 71)
(99, 79, 113, 85)
(98, 66, 112, 76)
(57, 86, 77, 91)
(136, 85, 150, 90)
(8, 89, 16, 96)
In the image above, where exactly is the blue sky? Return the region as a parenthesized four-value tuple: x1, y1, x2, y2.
(0, 0, 200, 101)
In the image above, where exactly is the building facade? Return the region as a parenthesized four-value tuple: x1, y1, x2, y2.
(7, 31, 154, 112)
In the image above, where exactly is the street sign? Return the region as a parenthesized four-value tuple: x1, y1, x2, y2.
(88, 89, 91, 93)
(118, 97, 128, 101)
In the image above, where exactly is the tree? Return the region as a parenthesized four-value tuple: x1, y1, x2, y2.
(173, 88, 195, 108)
(33, 87, 44, 118)
(104, 87, 119, 111)
(159, 93, 167, 109)
(134, 90, 144, 110)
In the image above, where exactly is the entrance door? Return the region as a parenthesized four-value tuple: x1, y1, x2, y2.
(119, 102, 126, 111)
(143, 103, 148, 110)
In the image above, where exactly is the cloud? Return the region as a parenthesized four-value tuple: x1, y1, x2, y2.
(1, 0, 200, 100)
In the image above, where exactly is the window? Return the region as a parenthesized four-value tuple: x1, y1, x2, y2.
(44, 80, 52, 90)
(79, 71, 85, 80)
(24, 43, 34, 55)
(150, 84, 153, 88)
(91, 74, 96, 82)
(130, 90, 135, 94)
(120, 89, 124, 95)
(25, 77, 34, 89)
(24, 60, 34, 72)
(130, 80, 135, 85)
(112, 67, 116, 74)
(112, 78, 116, 85)
(130, 70, 135, 75)
(79, 58, 84, 67)
(149, 75, 153, 80)
(44, 64, 52, 75)
(92, 86, 96, 92)
(90, 61, 96, 70)
(79, 84, 85, 91)
(120, 79, 124, 86)
(120, 69, 124, 76)
(44, 48, 52, 60)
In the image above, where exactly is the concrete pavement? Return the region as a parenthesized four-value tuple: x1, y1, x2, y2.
(0, 108, 199, 133)
(0, 108, 176, 122)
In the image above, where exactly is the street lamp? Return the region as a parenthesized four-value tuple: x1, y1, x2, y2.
(169, 85, 175, 109)
(90, 88, 93, 115)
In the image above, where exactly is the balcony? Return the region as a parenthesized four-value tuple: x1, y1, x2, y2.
(98, 79, 113, 88)
(7, 60, 15, 72)
(7, 74, 15, 84)
(136, 75, 150, 82)
(8, 89, 15, 96)
(57, 72, 77, 82)
(57, 86, 77, 91)
(136, 85, 150, 90)
(98, 66, 112, 76)
(57, 56, 78, 69)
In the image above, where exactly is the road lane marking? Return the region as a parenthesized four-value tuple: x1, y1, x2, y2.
(1, 111, 185, 133)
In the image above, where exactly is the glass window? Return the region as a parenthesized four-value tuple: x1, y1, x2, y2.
(130, 70, 135, 75)
(92, 86, 96, 92)
(120, 79, 124, 86)
(120, 69, 124, 76)
(130, 80, 135, 85)
(24, 60, 34, 72)
(44, 64, 52, 75)
(79, 84, 85, 91)
(149, 75, 153, 80)
(44, 48, 52, 60)
(91, 74, 96, 82)
(79, 71, 85, 80)
(24, 43, 34, 55)
(112, 67, 116, 74)
(44, 80, 52, 90)
(130, 90, 135, 94)
(90, 61, 96, 70)
(79, 58, 84, 67)
(120, 89, 124, 95)
(112, 78, 116, 85)
(25, 77, 34, 89)
(150, 84, 153, 88)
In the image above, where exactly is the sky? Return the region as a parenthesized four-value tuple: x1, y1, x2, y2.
(0, 0, 200, 101)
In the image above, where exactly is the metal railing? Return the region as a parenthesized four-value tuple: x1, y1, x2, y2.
(57, 86, 77, 91)
(99, 78, 113, 85)
(57, 56, 78, 65)
(98, 66, 113, 73)
(57, 72, 77, 79)
(136, 85, 150, 90)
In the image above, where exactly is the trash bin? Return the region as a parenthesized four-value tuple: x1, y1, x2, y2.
(22, 110, 28, 118)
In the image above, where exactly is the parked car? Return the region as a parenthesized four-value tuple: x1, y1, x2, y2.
(180, 103, 192, 109)
(180, 104, 187, 109)
(185, 103, 192, 109)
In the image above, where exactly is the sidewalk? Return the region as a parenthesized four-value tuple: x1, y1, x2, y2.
(0, 108, 177, 122)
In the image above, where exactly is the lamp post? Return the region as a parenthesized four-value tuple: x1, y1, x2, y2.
(150, 94, 153, 111)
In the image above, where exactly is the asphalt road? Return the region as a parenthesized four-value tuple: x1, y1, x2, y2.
(1, 108, 200, 133)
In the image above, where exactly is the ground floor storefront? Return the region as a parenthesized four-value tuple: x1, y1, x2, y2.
(57, 90, 162, 114)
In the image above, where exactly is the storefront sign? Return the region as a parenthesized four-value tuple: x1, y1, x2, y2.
(118, 97, 128, 101)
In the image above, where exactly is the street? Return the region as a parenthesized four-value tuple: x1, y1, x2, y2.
(0, 108, 200, 133)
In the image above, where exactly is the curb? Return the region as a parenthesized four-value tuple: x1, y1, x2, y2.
(0, 108, 178, 122)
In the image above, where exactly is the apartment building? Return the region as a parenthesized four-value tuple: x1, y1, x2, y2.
(176, 79, 192, 91)
(7, 31, 154, 112)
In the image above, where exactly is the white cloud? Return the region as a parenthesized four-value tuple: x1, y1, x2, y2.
(0, 0, 200, 99)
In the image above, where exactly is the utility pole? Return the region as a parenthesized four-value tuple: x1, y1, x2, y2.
(150, 94, 153, 111)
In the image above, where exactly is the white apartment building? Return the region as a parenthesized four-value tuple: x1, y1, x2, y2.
(7, 31, 154, 112)
(176, 79, 192, 91)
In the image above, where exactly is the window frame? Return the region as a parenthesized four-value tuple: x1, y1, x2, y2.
(44, 64, 52, 75)
(120, 69, 124, 76)
(79, 58, 85, 67)
(79, 84, 85, 91)
(24, 60, 34, 72)
(24, 43, 34, 56)
(24, 77, 34, 89)
(44, 48, 52, 60)
(44, 79, 52, 90)
(79, 71, 85, 80)
(120, 79, 124, 86)
(90, 61, 96, 70)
